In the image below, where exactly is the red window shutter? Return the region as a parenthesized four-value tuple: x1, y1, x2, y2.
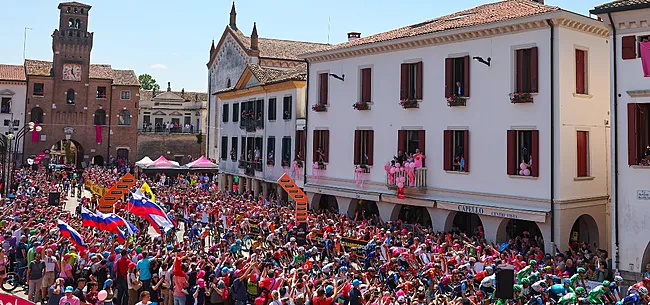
(463, 130, 470, 172)
(400, 64, 408, 100)
(367, 130, 374, 165)
(296, 130, 305, 159)
(531, 130, 539, 177)
(416, 61, 423, 100)
(362, 68, 371, 103)
(418, 130, 426, 167)
(622, 36, 637, 60)
(323, 130, 330, 162)
(354, 130, 361, 165)
(319, 73, 328, 105)
(397, 130, 406, 155)
(576, 49, 585, 94)
(443, 130, 453, 171)
(516, 50, 523, 92)
(628, 103, 639, 165)
(507, 130, 517, 175)
(445, 58, 453, 98)
(530, 47, 539, 93)
(313, 130, 319, 163)
(576, 131, 588, 177)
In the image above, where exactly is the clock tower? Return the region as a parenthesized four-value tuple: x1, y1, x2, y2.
(52, 1, 93, 106)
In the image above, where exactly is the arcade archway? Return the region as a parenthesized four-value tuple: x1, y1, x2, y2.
(448, 211, 483, 236)
(50, 139, 84, 168)
(92, 155, 104, 166)
(570, 214, 599, 248)
(394, 204, 432, 227)
(497, 219, 544, 251)
(316, 194, 339, 213)
(349, 199, 379, 220)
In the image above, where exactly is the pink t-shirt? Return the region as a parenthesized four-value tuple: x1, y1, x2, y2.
(59, 295, 80, 305)
(414, 153, 423, 168)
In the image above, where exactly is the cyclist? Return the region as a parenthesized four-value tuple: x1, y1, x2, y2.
(587, 280, 611, 305)
(558, 287, 588, 305)
(547, 278, 574, 302)
(617, 287, 648, 305)
(571, 268, 588, 289)
(229, 239, 242, 257)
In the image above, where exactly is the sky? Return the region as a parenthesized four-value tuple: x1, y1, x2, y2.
(0, 0, 605, 92)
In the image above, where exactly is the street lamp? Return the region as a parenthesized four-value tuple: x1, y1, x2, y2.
(3, 122, 42, 195)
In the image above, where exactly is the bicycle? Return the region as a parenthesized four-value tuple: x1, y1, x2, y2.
(1, 266, 28, 292)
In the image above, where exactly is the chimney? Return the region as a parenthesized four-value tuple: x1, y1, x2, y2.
(167, 81, 171, 92)
(229, 2, 237, 30)
(181, 88, 185, 97)
(251, 22, 259, 50)
(152, 87, 157, 97)
(210, 39, 215, 53)
(531, 0, 544, 3)
(347, 32, 361, 41)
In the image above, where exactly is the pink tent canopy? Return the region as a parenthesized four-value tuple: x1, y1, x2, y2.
(185, 156, 219, 169)
(146, 156, 180, 169)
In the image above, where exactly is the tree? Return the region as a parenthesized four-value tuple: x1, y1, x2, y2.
(138, 74, 160, 91)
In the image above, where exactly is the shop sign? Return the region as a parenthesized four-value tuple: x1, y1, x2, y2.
(637, 190, 650, 200)
(437, 201, 547, 223)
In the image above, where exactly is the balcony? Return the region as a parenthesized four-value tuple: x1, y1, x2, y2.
(238, 160, 247, 169)
(239, 118, 257, 132)
(386, 167, 428, 190)
(447, 96, 467, 107)
(510, 92, 534, 104)
(253, 161, 262, 172)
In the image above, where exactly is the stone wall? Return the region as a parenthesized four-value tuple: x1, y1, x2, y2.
(136, 133, 203, 164)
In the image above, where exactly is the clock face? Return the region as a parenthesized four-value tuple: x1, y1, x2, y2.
(62, 63, 82, 81)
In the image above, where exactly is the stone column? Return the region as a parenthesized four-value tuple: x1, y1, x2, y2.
(238, 176, 244, 192)
(226, 175, 233, 191)
(262, 182, 269, 199)
(246, 178, 252, 192)
(377, 201, 398, 222)
(334, 196, 353, 217)
(479, 215, 506, 245)
(252, 179, 260, 198)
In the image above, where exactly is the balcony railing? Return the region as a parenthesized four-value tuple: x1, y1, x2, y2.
(238, 160, 247, 169)
(138, 128, 202, 134)
(253, 161, 263, 172)
(239, 118, 258, 132)
(386, 167, 428, 189)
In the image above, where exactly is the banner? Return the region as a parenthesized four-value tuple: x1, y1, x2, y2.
(0, 292, 36, 305)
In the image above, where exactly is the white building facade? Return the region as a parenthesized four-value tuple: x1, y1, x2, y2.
(592, 0, 650, 279)
(216, 64, 307, 199)
(301, 0, 611, 253)
(0, 65, 27, 156)
(205, 3, 327, 162)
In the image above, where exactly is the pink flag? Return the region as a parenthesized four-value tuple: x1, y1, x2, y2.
(95, 124, 102, 143)
(641, 41, 650, 77)
(31, 123, 39, 143)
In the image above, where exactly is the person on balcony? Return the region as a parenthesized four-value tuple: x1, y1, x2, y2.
(394, 151, 405, 166)
(267, 150, 274, 165)
(254, 147, 261, 162)
(453, 156, 462, 171)
(413, 149, 425, 168)
(455, 81, 464, 96)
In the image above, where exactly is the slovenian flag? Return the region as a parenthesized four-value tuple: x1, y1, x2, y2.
(57, 220, 86, 251)
(128, 190, 174, 234)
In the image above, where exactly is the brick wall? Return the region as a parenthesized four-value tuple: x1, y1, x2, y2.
(136, 133, 203, 164)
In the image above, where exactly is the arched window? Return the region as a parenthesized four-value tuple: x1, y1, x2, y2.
(30, 107, 43, 123)
(118, 110, 130, 125)
(94, 109, 106, 125)
(68, 18, 74, 28)
(75, 19, 80, 29)
(66, 89, 75, 104)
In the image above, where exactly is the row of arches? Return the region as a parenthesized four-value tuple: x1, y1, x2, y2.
(314, 194, 600, 248)
(28, 108, 131, 126)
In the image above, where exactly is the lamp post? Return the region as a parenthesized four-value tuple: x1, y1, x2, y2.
(4, 122, 42, 195)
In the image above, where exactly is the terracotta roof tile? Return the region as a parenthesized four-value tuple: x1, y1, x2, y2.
(233, 30, 329, 60)
(112, 69, 139, 86)
(591, 0, 650, 13)
(25, 60, 53, 76)
(140, 89, 208, 103)
(248, 64, 306, 85)
(24, 59, 138, 86)
(306, 0, 559, 54)
(0, 64, 26, 82)
(90, 64, 113, 79)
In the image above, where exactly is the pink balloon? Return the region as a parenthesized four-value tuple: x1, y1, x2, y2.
(410, 162, 415, 168)
(397, 182, 404, 188)
(519, 170, 524, 175)
(523, 169, 531, 176)
(395, 163, 401, 168)
(401, 176, 406, 183)
(390, 168, 396, 174)
(520, 163, 527, 170)
(400, 167, 405, 172)
(98, 290, 108, 301)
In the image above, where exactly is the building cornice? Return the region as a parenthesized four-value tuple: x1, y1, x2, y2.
(216, 81, 305, 100)
(0, 81, 26, 85)
(303, 13, 608, 63)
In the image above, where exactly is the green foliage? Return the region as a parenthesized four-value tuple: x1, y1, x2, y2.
(138, 74, 161, 91)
